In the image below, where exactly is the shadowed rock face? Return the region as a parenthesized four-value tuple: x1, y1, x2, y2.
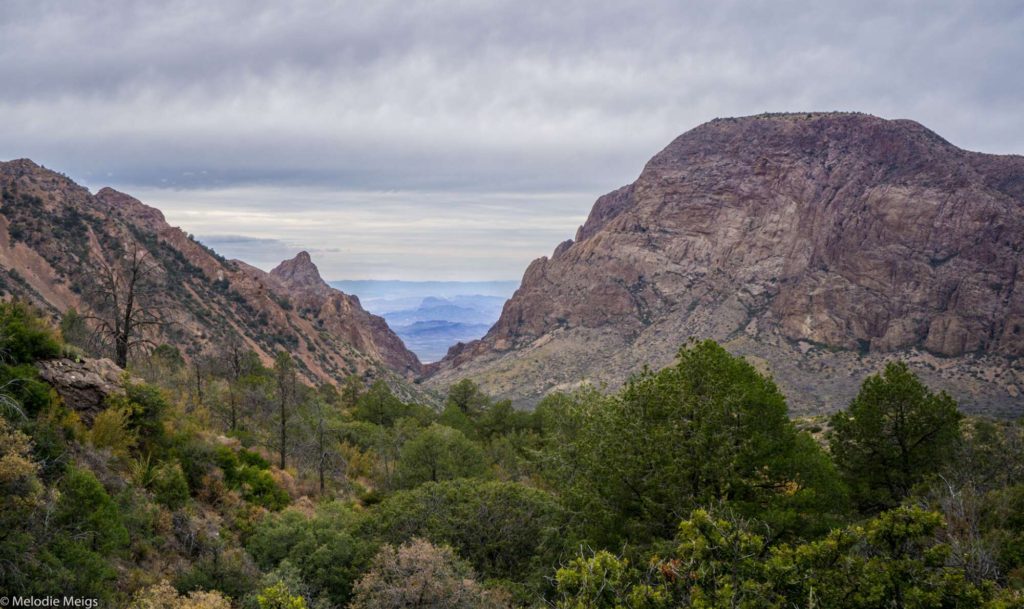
(427, 113, 1024, 416)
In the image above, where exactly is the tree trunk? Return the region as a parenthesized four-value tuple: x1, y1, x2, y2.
(279, 398, 287, 470)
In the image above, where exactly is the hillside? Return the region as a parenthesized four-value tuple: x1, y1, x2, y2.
(426, 113, 1024, 415)
(0, 159, 422, 394)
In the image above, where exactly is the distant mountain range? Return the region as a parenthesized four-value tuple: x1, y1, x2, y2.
(330, 281, 516, 363)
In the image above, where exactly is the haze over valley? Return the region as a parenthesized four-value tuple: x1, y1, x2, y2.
(330, 280, 517, 362)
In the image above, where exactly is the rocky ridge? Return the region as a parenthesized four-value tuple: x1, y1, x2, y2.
(0, 159, 423, 395)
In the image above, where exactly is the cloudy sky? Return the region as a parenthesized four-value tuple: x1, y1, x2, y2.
(1, 0, 1021, 280)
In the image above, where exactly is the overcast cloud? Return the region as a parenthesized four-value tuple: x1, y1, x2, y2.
(1, 0, 1021, 279)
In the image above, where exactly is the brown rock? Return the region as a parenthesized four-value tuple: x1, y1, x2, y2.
(427, 113, 1024, 416)
(37, 357, 125, 422)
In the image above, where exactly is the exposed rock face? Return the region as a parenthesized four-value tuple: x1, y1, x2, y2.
(37, 358, 125, 423)
(0, 160, 423, 396)
(269, 252, 421, 376)
(427, 113, 1024, 416)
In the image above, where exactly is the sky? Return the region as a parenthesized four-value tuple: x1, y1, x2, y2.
(1, 0, 1022, 280)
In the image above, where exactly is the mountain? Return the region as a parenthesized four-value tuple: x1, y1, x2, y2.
(269, 252, 421, 376)
(426, 113, 1024, 416)
(0, 159, 422, 393)
(330, 280, 517, 314)
(328, 281, 514, 362)
(391, 319, 492, 363)
(382, 297, 504, 327)
(379, 296, 501, 363)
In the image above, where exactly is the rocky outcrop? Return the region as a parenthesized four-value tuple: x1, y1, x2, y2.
(0, 160, 425, 396)
(269, 252, 422, 376)
(427, 113, 1024, 416)
(37, 358, 125, 423)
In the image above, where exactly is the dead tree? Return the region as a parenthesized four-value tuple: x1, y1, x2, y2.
(87, 243, 165, 368)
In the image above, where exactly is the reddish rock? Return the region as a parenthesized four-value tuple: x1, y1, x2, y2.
(427, 113, 1024, 415)
(269, 252, 421, 376)
(0, 160, 424, 396)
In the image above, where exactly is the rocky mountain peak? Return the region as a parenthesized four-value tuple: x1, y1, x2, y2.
(270, 250, 332, 297)
(426, 112, 1024, 415)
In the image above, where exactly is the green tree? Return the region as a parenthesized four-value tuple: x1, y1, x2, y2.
(340, 374, 364, 411)
(354, 380, 411, 427)
(247, 502, 377, 607)
(395, 423, 488, 488)
(368, 478, 563, 585)
(829, 361, 963, 511)
(542, 340, 846, 546)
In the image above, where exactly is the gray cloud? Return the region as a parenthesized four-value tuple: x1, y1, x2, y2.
(1, 0, 1021, 278)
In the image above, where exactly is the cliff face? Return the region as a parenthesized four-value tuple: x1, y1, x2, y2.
(427, 113, 1024, 415)
(269, 252, 421, 376)
(0, 159, 421, 392)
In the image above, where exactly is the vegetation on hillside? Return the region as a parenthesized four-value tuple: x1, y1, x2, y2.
(0, 302, 1022, 607)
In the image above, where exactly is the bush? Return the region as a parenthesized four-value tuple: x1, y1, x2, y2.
(351, 539, 506, 609)
(368, 479, 563, 585)
(89, 405, 138, 458)
(130, 581, 232, 609)
(0, 300, 62, 365)
(175, 548, 260, 601)
(56, 466, 130, 555)
(215, 446, 289, 510)
(247, 502, 377, 607)
(0, 363, 56, 417)
(151, 461, 190, 510)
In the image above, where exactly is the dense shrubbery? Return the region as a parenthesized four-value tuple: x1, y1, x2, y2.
(1, 303, 1022, 607)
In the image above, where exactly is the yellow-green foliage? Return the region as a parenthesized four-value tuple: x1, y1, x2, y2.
(129, 581, 231, 609)
(256, 582, 308, 609)
(89, 406, 138, 457)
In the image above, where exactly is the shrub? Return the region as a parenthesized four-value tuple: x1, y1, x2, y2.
(56, 466, 130, 555)
(215, 446, 289, 510)
(247, 502, 377, 607)
(174, 548, 260, 601)
(368, 479, 563, 585)
(89, 405, 138, 458)
(151, 461, 190, 510)
(130, 580, 232, 609)
(0, 300, 62, 365)
(350, 539, 506, 609)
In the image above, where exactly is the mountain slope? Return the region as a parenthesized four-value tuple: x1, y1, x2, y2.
(269, 251, 421, 375)
(426, 113, 1024, 415)
(0, 159, 422, 392)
